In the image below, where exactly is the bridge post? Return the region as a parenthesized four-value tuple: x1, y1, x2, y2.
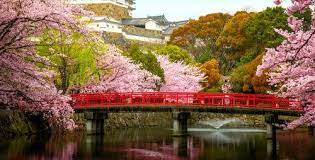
(173, 137, 188, 156)
(266, 137, 277, 159)
(308, 125, 315, 136)
(84, 111, 108, 135)
(265, 114, 278, 139)
(172, 111, 191, 136)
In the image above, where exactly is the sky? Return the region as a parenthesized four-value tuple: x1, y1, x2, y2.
(133, 0, 290, 21)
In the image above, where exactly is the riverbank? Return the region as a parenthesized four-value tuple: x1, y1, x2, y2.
(0, 109, 49, 139)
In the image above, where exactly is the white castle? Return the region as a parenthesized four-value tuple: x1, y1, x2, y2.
(68, 0, 186, 43)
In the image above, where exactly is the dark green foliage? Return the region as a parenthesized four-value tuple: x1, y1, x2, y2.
(245, 7, 289, 50)
(230, 65, 248, 92)
(293, 8, 312, 31)
(125, 44, 165, 81)
(235, 50, 257, 67)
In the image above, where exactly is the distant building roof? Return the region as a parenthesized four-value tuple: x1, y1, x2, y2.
(121, 18, 148, 26)
(163, 20, 188, 35)
(168, 20, 188, 26)
(122, 15, 170, 26)
(126, 0, 135, 4)
(163, 26, 177, 35)
(147, 15, 169, 25)
(94, 16, 121, 24)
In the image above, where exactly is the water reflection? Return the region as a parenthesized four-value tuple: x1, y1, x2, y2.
(1, 128, 315, 160)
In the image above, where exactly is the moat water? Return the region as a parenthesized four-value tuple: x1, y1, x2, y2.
(0, 128, 315, 160)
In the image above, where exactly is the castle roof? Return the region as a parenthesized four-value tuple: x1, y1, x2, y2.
(121, 18, 148, 26)
(122, 15, 169, 26)
(126, 0, 135, 4)
(147, 15, 169, 25)
(163, 20, 188, 35)
(94, 16, 121, 24)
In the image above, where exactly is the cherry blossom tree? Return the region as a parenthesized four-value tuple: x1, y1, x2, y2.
(0, 0, 87, 130)
(157, 55, 204, 92)
(257, 0, 315, 128)
(83, 46, 161, 93)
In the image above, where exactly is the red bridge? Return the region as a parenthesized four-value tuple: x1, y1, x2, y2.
(71, 92, 303, 116)
(71, 92, 304, 135)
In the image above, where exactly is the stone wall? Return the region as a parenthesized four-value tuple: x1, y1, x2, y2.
(122, 26, 163, 38)
(0, 110, 49, 139)
(105, 112, 173, 129)
(84, 4, 131, 20)
(74, 112, 268, 130)
(102, 32, 129, 47)
(75, 112, 300, 130)
(102, 32, 165, 49)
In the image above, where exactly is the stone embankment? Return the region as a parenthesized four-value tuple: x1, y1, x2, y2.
(75, 112, 291, 130)
(0, 109, 49, 139)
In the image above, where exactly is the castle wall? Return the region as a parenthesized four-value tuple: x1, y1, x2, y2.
(84, 3, 132, 20)
(122, 32, 164, 44)
(89, 21, 123, 33)
(145, 20, 163, 31)
(69, 0, 132, 8)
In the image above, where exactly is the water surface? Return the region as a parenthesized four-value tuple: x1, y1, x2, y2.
(0, 128, 315, 160)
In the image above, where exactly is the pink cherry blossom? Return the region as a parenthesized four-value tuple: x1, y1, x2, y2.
(157, 55, 204, 92)
(274, 0, 282, 5)
(0, 0, 87, 130)
(83, 47, 205, 93)
(83, 46, 161, 93)
(257, 0, 315, 128)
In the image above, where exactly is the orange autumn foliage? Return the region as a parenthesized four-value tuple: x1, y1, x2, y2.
(216, 11, 256, 61)
(200, 59, 221, 87)
(230, 54, 269, 93)
(170, 13, 231, 49)
(244, 54, 269, 93)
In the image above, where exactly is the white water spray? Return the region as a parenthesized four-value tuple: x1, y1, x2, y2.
(200, 118, 243, 129)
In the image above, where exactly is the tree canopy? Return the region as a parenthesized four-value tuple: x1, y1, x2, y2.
(170, 13, 231, 61)
(37, 30, 105, 94)
(257, 0, 315, 129)
(154, 45, 195, 65)
(0, 0, 86, 130)
(124, 44, 165, 81)
(200, 59, 221, 87)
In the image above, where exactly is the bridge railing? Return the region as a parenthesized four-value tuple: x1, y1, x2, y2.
(71, 92, 303, 111)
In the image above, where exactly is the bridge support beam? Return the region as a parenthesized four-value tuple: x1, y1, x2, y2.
(172, 111, 191, 136)
(84, 111, 108, 135)
(265, 114, 278, 139)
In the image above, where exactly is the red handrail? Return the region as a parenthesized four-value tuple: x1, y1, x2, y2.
(71, 92, 303, 111)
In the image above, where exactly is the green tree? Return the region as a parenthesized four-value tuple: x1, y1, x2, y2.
(154, 45, 195, 64)
(37, 30, 105, 94)
(245, 7, 289, 52)
(125, 44, 165, 81)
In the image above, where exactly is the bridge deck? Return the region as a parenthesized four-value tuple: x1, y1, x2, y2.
(71, 92, 303, 116)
